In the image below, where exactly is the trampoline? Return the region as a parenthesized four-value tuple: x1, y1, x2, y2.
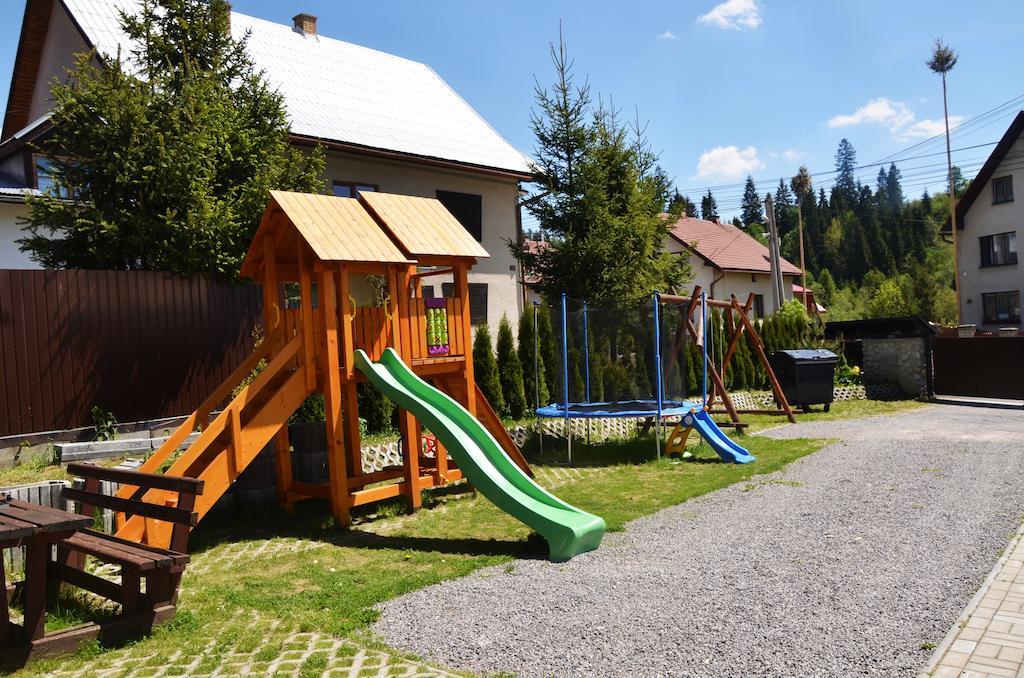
(536, 399, 701, 419)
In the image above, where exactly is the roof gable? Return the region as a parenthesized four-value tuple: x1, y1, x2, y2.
(953, 110, 1024, 228)
(667, 215, 801, 275)
(240, 191, 412, 278)
(47, 0, 533, 177)
(358, 192, 489, 260)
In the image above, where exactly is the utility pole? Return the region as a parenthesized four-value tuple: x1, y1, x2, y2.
(928, 38, 960, 322)
(798, 203, 808, 311)
(764, 195, 785, 312)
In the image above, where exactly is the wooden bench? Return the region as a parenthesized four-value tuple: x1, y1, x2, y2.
(51, 463, 203, 634)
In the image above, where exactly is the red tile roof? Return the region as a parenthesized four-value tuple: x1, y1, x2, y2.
(667, 215, 801, 276)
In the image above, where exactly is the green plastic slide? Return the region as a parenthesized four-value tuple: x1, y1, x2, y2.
(354, 348, 605, 561)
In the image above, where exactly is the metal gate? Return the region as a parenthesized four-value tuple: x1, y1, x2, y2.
(931, 336, 1024, 400)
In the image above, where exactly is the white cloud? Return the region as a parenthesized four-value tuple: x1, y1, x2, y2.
(827, 97, 963, 141)
(697, 0, 762, 30)
(782, 149, 807, 162)
(896, 116, 964, 141)
(694, 145, 764, 180)
(656, 30, 677, 41)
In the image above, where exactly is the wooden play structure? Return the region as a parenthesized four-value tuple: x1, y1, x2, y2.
(112, 190, 530, 548)
(660, 286, 796, 456)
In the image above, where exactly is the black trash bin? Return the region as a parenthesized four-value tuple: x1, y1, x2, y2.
(769, 349, 839, 411)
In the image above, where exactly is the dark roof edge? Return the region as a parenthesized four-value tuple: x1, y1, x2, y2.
(950, 110, 1024, 230)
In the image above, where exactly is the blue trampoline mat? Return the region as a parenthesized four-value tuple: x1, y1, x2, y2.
(536, 399, 702, 419)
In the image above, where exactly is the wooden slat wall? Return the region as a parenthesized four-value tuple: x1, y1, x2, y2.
(0, 269, 262, 438)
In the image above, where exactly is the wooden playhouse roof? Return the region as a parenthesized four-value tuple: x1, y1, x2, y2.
(241, 191, 413, 278)
(359, 191, 490, 260)
(241, 190, 491, 279)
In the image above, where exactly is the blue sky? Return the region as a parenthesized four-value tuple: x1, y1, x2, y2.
(2, 0, 1023, 222)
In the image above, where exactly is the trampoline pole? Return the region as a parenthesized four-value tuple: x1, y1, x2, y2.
(654, 291, 663, 460)
(701, 292, 708, 410)
(583, 302, 590, 446)
(534, 300, 542, 458)
(562, 292, 571, 465)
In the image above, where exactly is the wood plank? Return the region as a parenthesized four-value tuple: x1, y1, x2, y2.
(63, 489, 196, 527)
(68, 464, 203, 495)
(50, 562, 123, 602)
(318, 267, 350, 527)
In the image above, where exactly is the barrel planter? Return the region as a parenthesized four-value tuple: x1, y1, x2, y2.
(288, 421, 329, 484)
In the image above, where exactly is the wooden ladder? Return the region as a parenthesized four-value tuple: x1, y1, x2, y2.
(114, 332, 316, 548)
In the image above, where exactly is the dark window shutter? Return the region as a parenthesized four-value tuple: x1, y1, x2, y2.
(421, 285, 435, 299)
(981, 236, 992, 267)
(436, 190, 483, 241)
(468, 283, 488, 325)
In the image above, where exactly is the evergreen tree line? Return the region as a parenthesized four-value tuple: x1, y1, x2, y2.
(670, 138, 961, 324)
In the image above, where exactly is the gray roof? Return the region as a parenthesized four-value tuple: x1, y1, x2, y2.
(63, 0, 534, 176)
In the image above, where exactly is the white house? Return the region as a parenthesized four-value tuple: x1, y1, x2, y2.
(952, 110, 1024, 330)
(0, 1, 533, 333)
(665, 215, 801, 317)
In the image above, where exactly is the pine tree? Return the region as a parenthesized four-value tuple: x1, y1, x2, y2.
(886, 163, 905, 213)
(496, 316, 527, 419)
(790, 165, 813, 203)
(701, 190, 719, 221)
(473, 325, 505, 415)
(20, 0, 325, 278)
(834, 138, 858, 208)
(537, 305, 559, 405)
(667, 190, 698, 217)
(741, 175, 763, 229)
(518, 308, 549, 409)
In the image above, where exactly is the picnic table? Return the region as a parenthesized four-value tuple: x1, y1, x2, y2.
(0, 496, 91, 647)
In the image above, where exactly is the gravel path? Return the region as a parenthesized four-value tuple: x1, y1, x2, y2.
(374, 404, 1024, 677)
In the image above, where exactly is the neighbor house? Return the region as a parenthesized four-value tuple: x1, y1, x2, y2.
(951, 110, 1024, 330)
(665, 215, 801, 317)
(0, 1, 534, 333)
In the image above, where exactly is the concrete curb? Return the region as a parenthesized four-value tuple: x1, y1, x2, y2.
(919, 521, 1024, 676)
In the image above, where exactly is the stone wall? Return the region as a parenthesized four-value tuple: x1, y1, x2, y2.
(861, 337, 929, 397)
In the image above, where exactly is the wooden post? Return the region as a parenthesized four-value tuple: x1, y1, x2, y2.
(262, 232, 281, 350)
(274, 422, 294, 513)
(708, 293, 754, 407)
(298, 243, 317, 392)
(731, 296, 797, 423)
(319, 265, 351, 526)
(455, 264, 477, 416)
(391, 266, 421, 512)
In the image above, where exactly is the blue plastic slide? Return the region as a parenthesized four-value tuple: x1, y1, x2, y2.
(683, 408, 756, 464)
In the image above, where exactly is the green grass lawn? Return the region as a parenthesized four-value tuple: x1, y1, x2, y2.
(16, 398, 918, 676)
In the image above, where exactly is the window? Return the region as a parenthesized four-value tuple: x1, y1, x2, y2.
(332, 181, 377, 198)
(421, 285, 435, 298)
(993, 176, 1014, 204)
(753, 294, 765, 318)
(33, 155, 73, 199)
(980, 232, 1017, 267)
(436, 190, 482, 241)
(441, 282, 488, 325)
(982, 291, 1021, 324)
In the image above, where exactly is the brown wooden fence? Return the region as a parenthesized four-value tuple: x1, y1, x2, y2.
(0, 269, 262, 438)
(931, 336, 1024, 401)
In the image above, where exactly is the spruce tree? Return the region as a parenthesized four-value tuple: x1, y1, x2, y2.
(20, 0, 325, 278)
(834, 138, 858, 207)
(473, 325, 505, 415)
(496, 316, 527, 419)
(701, 190, 719, 221)
(518, 308, 549, 409)
(741, 175, 763, 230)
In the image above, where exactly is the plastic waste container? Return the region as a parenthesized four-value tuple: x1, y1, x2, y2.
(769, 349, 839, 411)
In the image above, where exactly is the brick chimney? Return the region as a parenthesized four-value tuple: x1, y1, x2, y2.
(293, 13, 317, 35)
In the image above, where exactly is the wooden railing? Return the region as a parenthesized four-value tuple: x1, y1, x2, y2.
(350, 297, 466, 361)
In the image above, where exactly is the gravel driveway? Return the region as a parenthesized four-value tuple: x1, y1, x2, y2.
(374, 404, 1024, 677)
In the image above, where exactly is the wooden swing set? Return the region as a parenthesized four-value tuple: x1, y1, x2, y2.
(660, 285, 797, 428)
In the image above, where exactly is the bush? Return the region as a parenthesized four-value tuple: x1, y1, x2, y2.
(496, 315, 528, 419)
(357, 382, 394, 434)
(537, 305, 559, 403)
(289, 393, 325, 424)
(473, 325, 505, 415)
(518, 308, 550, 408)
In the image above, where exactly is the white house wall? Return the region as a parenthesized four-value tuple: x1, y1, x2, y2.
(29, 1, 90, 125)
(959, 133, 1024, 329)
(324, 151, 522, 335)
(0, 202, 39, 269)
(666, 238, 794, 316)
